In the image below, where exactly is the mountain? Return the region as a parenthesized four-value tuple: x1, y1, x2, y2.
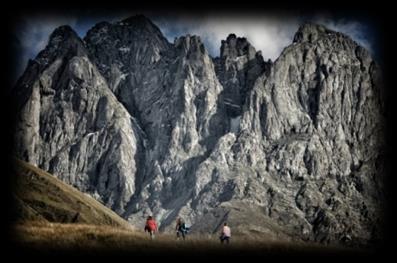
(14, 159, 133, 229)
(14, 25, 142, 215)
(13, 16, 385, 246)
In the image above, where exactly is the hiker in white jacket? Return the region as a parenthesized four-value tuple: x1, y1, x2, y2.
(220, 222, 231, 244)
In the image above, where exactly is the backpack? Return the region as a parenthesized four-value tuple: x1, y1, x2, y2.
(182, 223, 190, 233)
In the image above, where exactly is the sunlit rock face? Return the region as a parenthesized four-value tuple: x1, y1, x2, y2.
(14, 16, 385, 245)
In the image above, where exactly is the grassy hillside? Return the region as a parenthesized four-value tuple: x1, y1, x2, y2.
(13, 221, 364, 257)
(13, 160, 132, 229)
(10, 160, 370, 257)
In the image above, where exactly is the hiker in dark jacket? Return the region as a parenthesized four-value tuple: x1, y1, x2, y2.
(175, 217, 188, 240)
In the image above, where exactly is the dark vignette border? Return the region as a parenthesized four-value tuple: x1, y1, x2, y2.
(1, 0, 394, 260)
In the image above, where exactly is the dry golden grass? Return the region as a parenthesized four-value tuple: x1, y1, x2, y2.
(11, 160, 374, 257)
(12, 221, 366, 257)
(14, 160, 133, 229)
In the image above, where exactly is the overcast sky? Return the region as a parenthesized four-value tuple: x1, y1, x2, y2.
(12, 12, 379, 83)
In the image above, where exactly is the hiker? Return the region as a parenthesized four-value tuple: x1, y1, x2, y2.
(175, 217, 189, 240)
(219, 222, 231, 244)
(144, 216, 157, 239)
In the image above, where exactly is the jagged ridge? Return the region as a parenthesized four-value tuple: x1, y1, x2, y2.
(13, 16, 385, 246)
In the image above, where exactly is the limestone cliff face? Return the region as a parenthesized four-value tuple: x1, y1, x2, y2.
(14, 25, 143, 214)
(214, 34, 271, 118)
(191, 23, 385, 244)
(14, 17, 385, 245)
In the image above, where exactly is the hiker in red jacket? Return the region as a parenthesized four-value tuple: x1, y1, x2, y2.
(144, 216, 158, 239)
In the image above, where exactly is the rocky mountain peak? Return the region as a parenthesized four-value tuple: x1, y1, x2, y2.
(116, 14, 167, 41)
(49, 25, 80, 43)
(121, 14, 156, 27)
(221, 34, 257, 60)
(85, 15, 169, 47)
(293, 22, 334, 44)
(175, 35, 206, 56)
(35, 25, 86, 67)
(215, 34, 268, 118)
(83, 15, 171, 91)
